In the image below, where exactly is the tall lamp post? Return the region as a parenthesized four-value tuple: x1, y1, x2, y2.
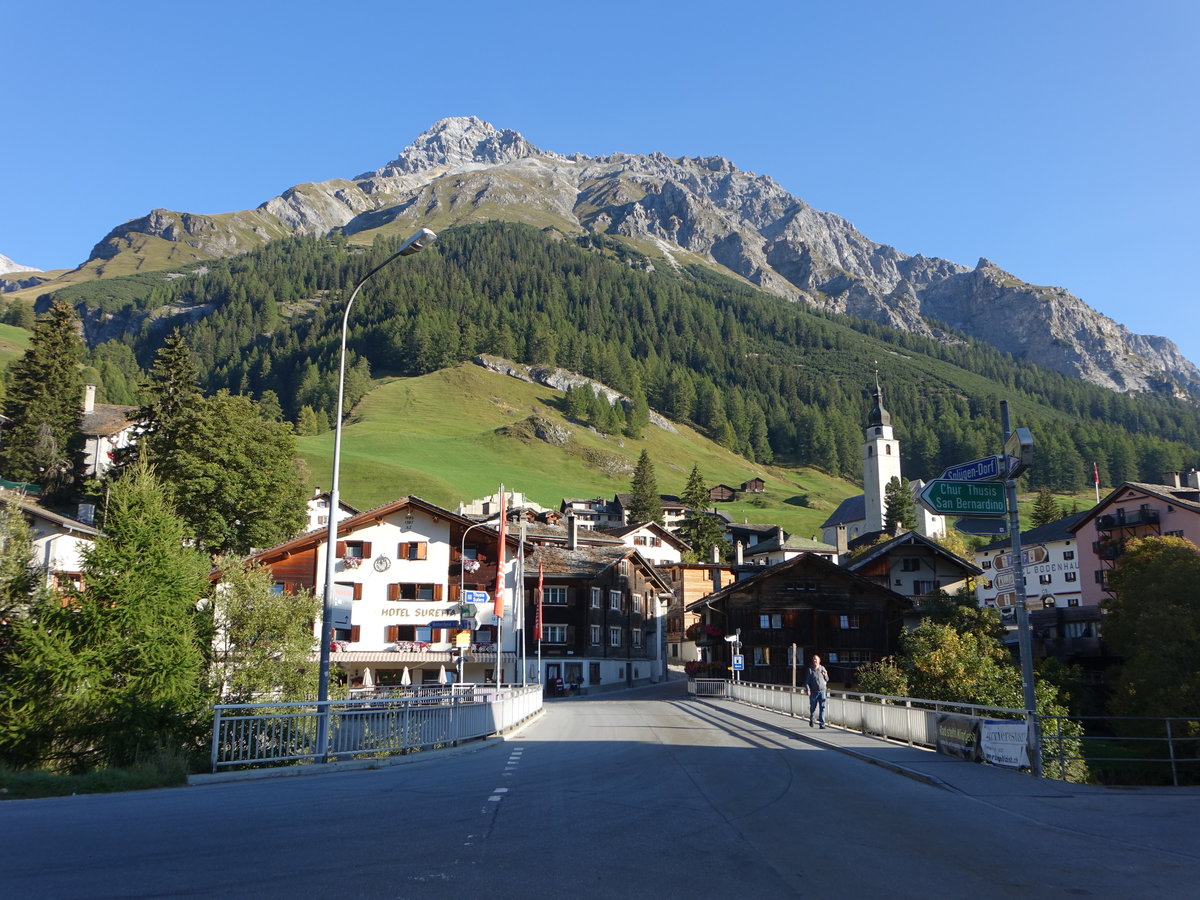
(317, 228, 437, 719)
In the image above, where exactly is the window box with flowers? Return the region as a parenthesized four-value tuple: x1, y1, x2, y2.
(341, 556, 362, 570)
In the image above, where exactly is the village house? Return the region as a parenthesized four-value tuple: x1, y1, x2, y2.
(847, 530, 981, 620)
(708, 483, 738, 502)
(1070, 473, 1200, 606)
(663, 550, 733, 668)
(1, 491, 101, 592)
(975, 513, 1087, 613)
(525, 530, 674, 694)
(80, 384, 139, 479)
(740, 526, 840, 568)
(305, 489, 359, 533)
(685, 553, 910, 686)
(601, 520, 689, 566)
(245, 496, 521, 688)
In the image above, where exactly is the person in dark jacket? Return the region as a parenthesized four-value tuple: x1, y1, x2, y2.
(805, 654, 830, 728)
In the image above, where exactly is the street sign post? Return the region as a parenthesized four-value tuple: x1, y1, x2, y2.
(940, 455, 1022, 482)
(919, 479, 1007, 516)
(731, 654, 745, 671)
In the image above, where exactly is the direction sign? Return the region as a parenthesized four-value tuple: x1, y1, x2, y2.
(919, 479, 1007, 516)
(940, 455, 1020, 482)
(954, 517, 1009, 537)
(994, 545, 1048, 572)
(1004, 427, 1034, 477)
(462, 590, 489, 603)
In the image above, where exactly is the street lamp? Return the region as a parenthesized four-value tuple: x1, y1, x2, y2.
(318, 227, 437, 713)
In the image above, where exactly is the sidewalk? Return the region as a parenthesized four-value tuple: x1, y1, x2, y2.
(694, 694, 1194, 800)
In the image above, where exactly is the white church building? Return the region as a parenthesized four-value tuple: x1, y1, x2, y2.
(820, 379, 944, 548)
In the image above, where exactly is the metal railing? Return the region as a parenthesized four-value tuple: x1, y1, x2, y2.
(209, 684, 542, 772)
(689, 677, 1024, 749)
(1041, 715, 1200, 786)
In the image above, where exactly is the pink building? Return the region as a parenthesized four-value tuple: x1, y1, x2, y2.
(1070, 474, 1200, 606)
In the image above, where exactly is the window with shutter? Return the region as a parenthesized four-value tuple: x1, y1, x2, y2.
(361, 542, 372, 559)
(350, 625, 361, 642)
(433, 584, 443, 600)
(388, 583, 400, 601)
(336, 541, 347, 557)
(385, 625, 399, 642)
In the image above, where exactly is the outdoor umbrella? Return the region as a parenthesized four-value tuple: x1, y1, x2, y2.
(401, 667, 411, 686)
(438, 665, 448, 685)
(362, 667, 373, 689)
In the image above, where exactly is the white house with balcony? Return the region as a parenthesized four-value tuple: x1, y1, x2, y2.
(0, 492, 101, 591)
(246, 496, 522, 688)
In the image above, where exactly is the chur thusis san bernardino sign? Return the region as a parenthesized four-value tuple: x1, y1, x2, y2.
(919, 479, 1007, 516)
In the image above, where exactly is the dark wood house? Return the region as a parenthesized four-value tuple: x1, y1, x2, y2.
(740, 477, 766, 493)
(525, 543, 674, 693)
(708, 484, 738, 502)
(685, 553, 910, 686)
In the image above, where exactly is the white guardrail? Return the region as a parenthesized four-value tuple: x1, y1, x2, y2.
(209, 684, 543, 772)
(688, 678, 1025, 750)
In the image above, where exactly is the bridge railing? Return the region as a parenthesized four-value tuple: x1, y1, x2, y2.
(692, 678, 1024, 751)
(209, 684, 542, 772)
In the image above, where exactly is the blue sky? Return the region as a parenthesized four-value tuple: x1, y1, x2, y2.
(5, 1, 1198, 363)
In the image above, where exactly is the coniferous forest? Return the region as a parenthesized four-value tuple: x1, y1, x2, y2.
(40, 221, 1200, 489)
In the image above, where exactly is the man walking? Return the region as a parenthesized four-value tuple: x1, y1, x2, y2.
(805, 654, 830, 728)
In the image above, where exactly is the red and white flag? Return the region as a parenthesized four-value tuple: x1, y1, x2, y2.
(493, 485, 506, 619)
(1094, 462, 1101, 502)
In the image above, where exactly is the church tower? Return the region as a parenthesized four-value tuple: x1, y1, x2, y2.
(862, 375, 902, 533)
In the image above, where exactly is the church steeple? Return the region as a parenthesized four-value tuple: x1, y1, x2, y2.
(868, 370, 891, 428)
(862, 370, 900, 533)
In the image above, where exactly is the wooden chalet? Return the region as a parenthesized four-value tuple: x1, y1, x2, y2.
(685, 553, 910, 686)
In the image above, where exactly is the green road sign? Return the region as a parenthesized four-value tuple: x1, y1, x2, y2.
(919, 479, 1007, 516)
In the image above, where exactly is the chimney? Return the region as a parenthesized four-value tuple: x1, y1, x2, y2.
(835, 524, 848, 555)
(77, 502, 95, 525)
(735, 540, 744, 566)
(1163, 471, 1182, 488)
(84, 383, 96, 414)
(712, 561, 723, 592)
(567, 514, 578, 551)
(711, 544, 720, 564)
(1187, 469, 1200, 490)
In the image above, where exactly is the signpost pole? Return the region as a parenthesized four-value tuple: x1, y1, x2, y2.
(1002, 401, 1041, 777)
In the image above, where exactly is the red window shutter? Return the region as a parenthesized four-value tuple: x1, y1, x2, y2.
(449, 583, 461, 602)
(388, 583, 400, 601)
(352, 583, 363, 600)
(433, 583, 444, 601)
(416, 542, 428, 560)
(335, 541, 346, 557)
(385, 625, 398, 642)
(350, 625, 361, 642)
(361, 542, 372, 558)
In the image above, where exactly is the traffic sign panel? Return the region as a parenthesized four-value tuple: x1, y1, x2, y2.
(955, 517, 1008, 536)
(919, 479, 1007, 516)
(941, 455, 1023, 482)
(732, 654, 745, 671)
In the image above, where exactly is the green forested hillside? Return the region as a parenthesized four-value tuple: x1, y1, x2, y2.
(34, 222, 1200, 489)
(297, 363, 853, 536)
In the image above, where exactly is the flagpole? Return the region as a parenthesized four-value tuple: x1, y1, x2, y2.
(518, 519, 527, 687)
(494, 484, 506, 686)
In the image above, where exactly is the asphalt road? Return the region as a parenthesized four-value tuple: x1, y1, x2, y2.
(3, 681, 1198, 898)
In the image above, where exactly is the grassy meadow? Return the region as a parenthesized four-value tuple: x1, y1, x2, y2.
(296, 362, 857, 538)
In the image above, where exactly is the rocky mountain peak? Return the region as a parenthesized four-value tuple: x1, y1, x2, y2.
(0, 253, 39, 276)
(365, 115, 548, 177)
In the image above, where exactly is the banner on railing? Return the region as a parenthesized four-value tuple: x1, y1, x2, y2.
(980, 720, 1029, 769)
(935, 713, 979, 761)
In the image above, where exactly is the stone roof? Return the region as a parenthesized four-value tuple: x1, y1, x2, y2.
(820, 494, 866, 529)
(81, 403, 138, 437)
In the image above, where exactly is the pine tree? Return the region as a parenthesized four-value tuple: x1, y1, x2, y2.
(1029, 487, 1063, 528)
(628, 450, 663, 525)
(0, 461, 210, 771)
(884, 476, 917, 534)
(0, 300, 85, 495)
(678, 465, 725, 562)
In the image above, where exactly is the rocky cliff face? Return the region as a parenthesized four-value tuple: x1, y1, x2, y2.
(71, 116, 1200, 396)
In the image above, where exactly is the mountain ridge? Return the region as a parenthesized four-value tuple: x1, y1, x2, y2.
(7, 116, 1197, 396)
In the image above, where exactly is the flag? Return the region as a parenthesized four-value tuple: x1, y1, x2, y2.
(535, 557, 544, 641)
(1094, 461, 1101, 502)
(493, 485, 506, 618)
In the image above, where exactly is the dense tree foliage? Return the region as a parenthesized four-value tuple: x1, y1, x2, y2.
(152, 391, 308, 554)
(209, 558, 320, 703)
(0, 463, 210, 772)
(1105, 536, 1200, 719)
(0, 301, 85, 497)
(883, 476, 917, 534)
(628, 450, 662, 525)
(40, 223, 1200, 486)
(678, 465, 726, 562)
